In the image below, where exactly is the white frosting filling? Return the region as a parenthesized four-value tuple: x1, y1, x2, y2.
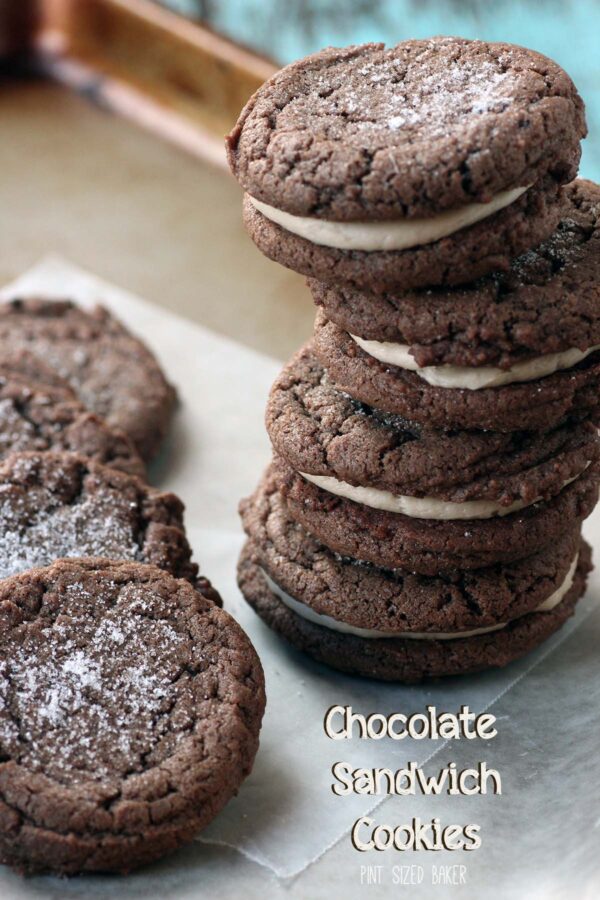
(350, 335, 600, 390)
(262, 554, 577, 641)
(299, 467, 588, 521)
(248, 186, 529, 251)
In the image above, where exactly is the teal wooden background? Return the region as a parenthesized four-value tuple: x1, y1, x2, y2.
(161, 0, 599, 180)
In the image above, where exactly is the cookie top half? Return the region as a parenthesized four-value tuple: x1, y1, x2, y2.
(0, 559, 263, 874)
(227, 38, 585, 221)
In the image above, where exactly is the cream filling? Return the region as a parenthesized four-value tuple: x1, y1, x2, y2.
(299, 466, 589, 521)
(248, 186, 529, 252)
(350, 335, 600, 390)
(262, 554, 577, 641)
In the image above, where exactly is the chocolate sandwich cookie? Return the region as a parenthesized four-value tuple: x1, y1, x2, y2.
(0, 298, 177, 461)
(273, 457, 598, 574)
(267, 346, 599, 508)
(309, 179, 600, 372)
(314, 313, 600, 433)
(228, 39, 585, 291)
(0, 373, 145, 477)
(241, 473, 583, 634)
(0, 452, 220, 604)
(0, 558, 264, 874)
(238, 538, 590, 681)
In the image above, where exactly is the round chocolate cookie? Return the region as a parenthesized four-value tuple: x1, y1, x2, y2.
(273, 457, 598, 574)
(241, 473, 582, 634)
(229, 39, 585, 290)
(310, 179, 600, 367)
(238, 538, 590, 681)
(229, 40, 584, 219)
(0, 558, 264, 874)
(314, 312, 600, 432)
(0, 451, 220, 603)
(0, 298, 177, 461)
(0, 372, 145, 478)
(242, 181, 565, 293)
(267, 345, 599, 505)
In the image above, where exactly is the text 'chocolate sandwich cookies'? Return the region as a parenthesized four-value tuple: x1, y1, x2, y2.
(229, 37, 598, 680)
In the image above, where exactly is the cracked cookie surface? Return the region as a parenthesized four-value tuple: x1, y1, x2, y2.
(241, 472, 582, 633)
(0, 558, 263, 874)
(243, 181, 566, 292)
(310, 180, 600, 363)
(0, 299, 177, 462)
(238, 537, 590, 681)
(0, 350, 77, 395)
(0, 373, 145, 478)
(314, 312, 600, 432)
(273, 456, 598, 574)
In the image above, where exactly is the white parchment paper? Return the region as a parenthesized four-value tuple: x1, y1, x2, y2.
(0, 257, 598, 897)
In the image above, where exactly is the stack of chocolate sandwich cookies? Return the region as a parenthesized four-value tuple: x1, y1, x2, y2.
(0, 299, 265, 874)
(229, 38, 600, 681)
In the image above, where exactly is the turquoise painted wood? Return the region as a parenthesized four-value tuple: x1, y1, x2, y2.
(161, 0, 599, 179)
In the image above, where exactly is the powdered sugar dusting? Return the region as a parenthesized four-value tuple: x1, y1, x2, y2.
(307, 46, 523, 141)
(0, 302, 166, 435)
(0, 463, 141, 579)
(351, 59, 512, 133)
(0, 579, 190, 783)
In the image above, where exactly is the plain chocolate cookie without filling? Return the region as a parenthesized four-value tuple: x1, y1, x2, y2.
(267, 345, 599, 505)
(0, 350, 78, 395)
(0, 451, 220, 603)
(0, 374, 145, 478)
(238, 539, 590, 681)
(0, 298, 177, 462)
(0, 558, 264, 874)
